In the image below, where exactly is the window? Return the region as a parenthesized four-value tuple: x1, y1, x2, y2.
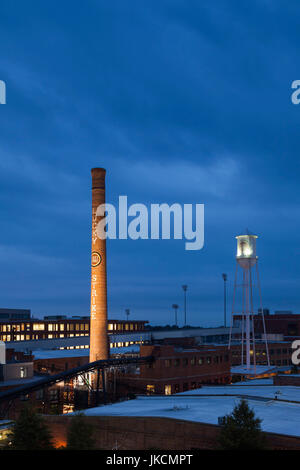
(164, 385, 171, 395)
(33, 323, 45, 331)
(174, 359, 180, 367)
(198, 357, 203, 365)
(164, 359, 171, 367)
(206, 357, 211, 364)
(146, 385, 155, 394)
(20, 366, 27, 378)
(191, 357, 196, 366)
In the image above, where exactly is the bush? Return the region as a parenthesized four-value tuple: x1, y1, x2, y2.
(9, 406, 53, 450)
(66, 412, 96, 450)
(218, 399, 266, 450)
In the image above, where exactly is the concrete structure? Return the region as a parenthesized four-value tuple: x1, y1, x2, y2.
(90, 168, 108, 362)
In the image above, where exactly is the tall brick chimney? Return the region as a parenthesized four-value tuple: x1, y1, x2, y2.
(89, 168, 109, 362)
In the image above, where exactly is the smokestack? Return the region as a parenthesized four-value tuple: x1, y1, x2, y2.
(89, 168, 109, 363)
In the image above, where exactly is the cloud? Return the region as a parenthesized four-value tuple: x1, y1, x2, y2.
(112, 156, 240, 199)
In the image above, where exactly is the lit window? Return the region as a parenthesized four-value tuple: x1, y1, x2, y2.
(146, 385, 155, 394)
(33, 324, 45, 331)
(20, 367, 27, 378)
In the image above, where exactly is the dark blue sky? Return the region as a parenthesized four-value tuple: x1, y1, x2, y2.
(0, 1, 300, 326)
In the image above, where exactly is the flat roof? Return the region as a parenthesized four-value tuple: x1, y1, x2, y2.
(33, 344, 140, 360)
(78, 382, 300, 437)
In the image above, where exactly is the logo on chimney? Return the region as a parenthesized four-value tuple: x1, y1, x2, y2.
(91, 251, 102, 267)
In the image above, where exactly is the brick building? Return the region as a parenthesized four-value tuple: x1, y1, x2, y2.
(119, 343, 231, 395)
(0, 317, 147, 343)
(234, 312, 300, 341)
(230, 341, 294, 367)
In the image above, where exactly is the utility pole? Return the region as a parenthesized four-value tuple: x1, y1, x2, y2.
(172, 304, 179, 326)
(182, 285, 188, 326)
(222, 273, 227, 327)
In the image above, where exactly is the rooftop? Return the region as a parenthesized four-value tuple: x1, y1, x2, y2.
(78, 381, 300, 438)
(33, 344, 140, 360)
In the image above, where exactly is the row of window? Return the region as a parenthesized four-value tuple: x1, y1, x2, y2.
(0, 322, 142, 333)
(164, 355, 229, 368)
(0, 323, 89, 332)
(147, 379, 227, 395)
(232, 348, 292, 357)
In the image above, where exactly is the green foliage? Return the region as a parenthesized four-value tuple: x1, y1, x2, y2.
(66, 412, 96, 450)
(218, 399, 266, 450)
(291, 364, 298, 374)
(9, 406, 53, 450)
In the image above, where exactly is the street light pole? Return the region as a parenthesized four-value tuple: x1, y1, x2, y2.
(172, 304, 179, 326)
(222, 274, 227, 327)
(125, 309, 130, 321)
(182, 285, 188, 326)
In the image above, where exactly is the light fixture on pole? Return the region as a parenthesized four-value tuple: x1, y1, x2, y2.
(182, 285, 188, 326)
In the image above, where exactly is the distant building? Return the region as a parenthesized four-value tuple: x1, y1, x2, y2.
(234, 312, 300, 340)
(0, 308, 31, 321)
(0, 316, 148, 349)
(0, 342, 34, 385)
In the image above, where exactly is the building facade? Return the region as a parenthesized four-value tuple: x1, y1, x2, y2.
(120, 343, 231, 395)
(0, 317, 147, 344)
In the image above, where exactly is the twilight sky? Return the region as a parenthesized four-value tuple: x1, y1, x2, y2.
(0, 1, 300, 326)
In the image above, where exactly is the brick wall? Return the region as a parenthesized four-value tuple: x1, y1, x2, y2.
(45, 415, 300, 450)
(273, 374, 300, 386)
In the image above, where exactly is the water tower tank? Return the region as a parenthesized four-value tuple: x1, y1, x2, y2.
(236, 232, 258, 269)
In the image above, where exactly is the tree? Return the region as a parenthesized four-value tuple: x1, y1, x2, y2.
(9, 406, 53, 450)
(291, 364, 298, 374)
(218, 399, 266, 450)
(66, 412, 96, 450)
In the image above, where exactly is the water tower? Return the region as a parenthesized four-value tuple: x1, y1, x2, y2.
(229, 231, 270, 371)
